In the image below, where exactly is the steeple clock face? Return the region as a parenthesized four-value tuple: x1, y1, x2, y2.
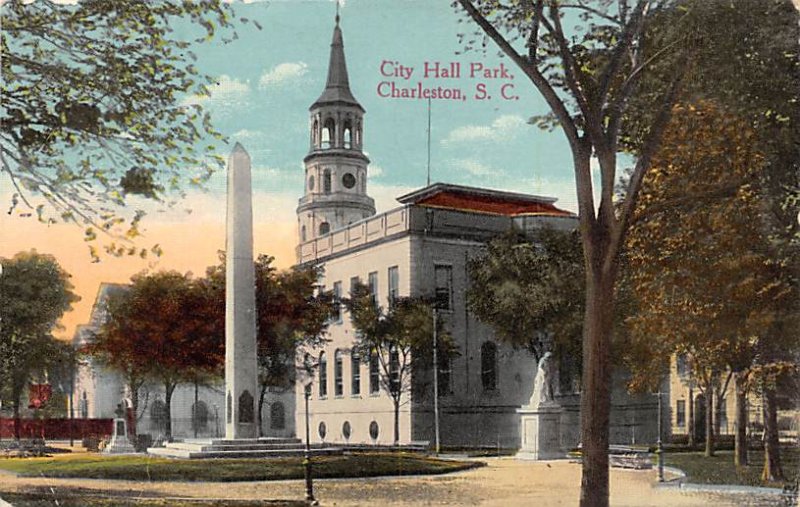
(342, 172, 356, 189)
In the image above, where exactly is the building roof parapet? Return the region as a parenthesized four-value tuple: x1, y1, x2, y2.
(295, 196, 578, 265)
(397, 182, 574, 218)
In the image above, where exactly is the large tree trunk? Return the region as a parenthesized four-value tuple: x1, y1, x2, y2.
(761, 386, 784, 482)
(193, 382, 199, 438)
(734, 373, 748, 467)
(12, 396, 21, 441)
(164, 383, 176, 441)
(687, 387, 695, 448)
(393, 396, 400, 446)
(714, 386, 723, 437)
(704, 389, 715, 457)
(579, 270, 615, 507)
(128, 378, 140, 437)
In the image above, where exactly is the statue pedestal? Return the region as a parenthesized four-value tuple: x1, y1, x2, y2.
(104, 418, 136, 454)
(516, 403, 562, 460)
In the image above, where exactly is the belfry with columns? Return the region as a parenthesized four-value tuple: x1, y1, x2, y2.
(297, 14, 376, 244)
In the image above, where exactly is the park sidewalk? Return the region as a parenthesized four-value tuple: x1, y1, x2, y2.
(0, 454, 778, 506)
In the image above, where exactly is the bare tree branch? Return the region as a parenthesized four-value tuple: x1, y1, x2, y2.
(457, 0, 582, 152)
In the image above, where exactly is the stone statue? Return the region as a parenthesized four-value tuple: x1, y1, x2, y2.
(529, 351, 556, 408)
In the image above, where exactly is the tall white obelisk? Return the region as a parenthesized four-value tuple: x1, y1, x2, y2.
(225, 143, 258, 439)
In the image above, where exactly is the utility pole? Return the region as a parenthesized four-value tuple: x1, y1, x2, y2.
(432, 307, 440, 455)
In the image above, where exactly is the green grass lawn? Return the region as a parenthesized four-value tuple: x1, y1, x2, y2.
(664, 446, 799, 489)
(0, 452, 482, 482)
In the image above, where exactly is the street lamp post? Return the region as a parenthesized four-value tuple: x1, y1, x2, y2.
(432, 308, 440, 455)
(303, 383, 317, 504)
(655, 390, 665, 482)
(69, 362, 75, 447)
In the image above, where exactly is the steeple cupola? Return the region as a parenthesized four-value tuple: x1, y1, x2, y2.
(297, 14, 375, 247)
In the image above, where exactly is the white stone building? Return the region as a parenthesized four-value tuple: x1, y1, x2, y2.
(293, 18, 664, 449)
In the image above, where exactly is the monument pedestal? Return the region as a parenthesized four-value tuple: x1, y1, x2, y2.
(516, 403, 562, 460)
(104, 418, 136, 454)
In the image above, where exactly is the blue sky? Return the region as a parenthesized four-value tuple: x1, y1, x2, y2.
(188, 0, 584, 215)
(1, 0, 601, 336)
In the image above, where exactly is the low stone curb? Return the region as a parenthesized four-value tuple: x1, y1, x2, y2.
(655, 465, 795, 503)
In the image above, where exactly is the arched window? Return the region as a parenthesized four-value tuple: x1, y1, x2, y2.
(319, 222, 330, 235)
(80, 391, 88, 418)
(355, 122, 362, 147)
(323, 169, 332, 193)
(300, 225, 307, 242)
(312, 118, 319, 147)
(369, 350, 380, 394)
(192, 400, 209, 431)
(334, 349, 344, 396)
(389, 346, 400, 394)
(343, 119, 353, 149)
(150, 399, 168, 432)
(481, 342, 497, 391)
(270, 402, 285, 430)
(318, 352, 328, 398)
(322, 118, 335, 148)
(351, 352, 361, 395)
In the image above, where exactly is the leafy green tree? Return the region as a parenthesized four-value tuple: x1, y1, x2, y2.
(205, 254, 336, 437)
(346, 282, 457, 445)
(466, 228, 584, 385)
(0, 251, 79, 439)
(0, 1, 248, 258)
(91, 271, 223, 440)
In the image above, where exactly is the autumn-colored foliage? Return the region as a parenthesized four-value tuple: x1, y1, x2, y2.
(622, 101, 798, 465)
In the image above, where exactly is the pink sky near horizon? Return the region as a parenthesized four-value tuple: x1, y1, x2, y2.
(0, 211, 297, 342)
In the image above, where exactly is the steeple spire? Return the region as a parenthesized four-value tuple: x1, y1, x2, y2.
(311, 11, 363, 111)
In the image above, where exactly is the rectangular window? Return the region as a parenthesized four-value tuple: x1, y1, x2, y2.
(351, 352, 361, 396)
(676, 400, 686, 427)
(388, 266, 399, 306)
(333, 281, 342, 323)
(319, 353, 328, 399)
(368, 271, 379, 307)
(718, 398, 727, 433)
(369, 351, 380, 394)
(334, 351, 343, 397)
(434, 264, 453, 311)
(350, 276, 360, 298)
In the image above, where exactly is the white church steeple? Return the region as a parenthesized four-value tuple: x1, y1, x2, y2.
(297, 14, 375, 245)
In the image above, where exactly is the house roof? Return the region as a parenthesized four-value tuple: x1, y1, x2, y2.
(396, 183, 575, 217)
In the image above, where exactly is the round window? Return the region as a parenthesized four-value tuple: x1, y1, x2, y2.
(342, 173, 356, 189)
(342, 421, 351, 439)
(369, 421, 379, 440)
(318, 421, 327, 440)
(308, 175, 315, 191)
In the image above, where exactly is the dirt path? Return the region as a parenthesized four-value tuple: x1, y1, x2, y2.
(0, 457, 771, 506)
